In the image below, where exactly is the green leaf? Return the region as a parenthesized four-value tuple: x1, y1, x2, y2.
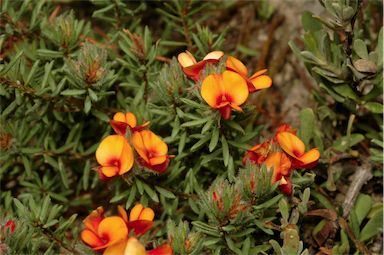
(333, 133, 364, 152)
(254, 194, 284, 210)
(298, 108, 315, 147)
(353, 39, 369, 59)
(155, 186, 176, 199)
(221, 135, 229, 166)
(302, 11, 322, 32)
(143, 183, 159, 203)
(364, 102, 383, 114)
(209, 128, 220, 152)
(354, 194, 372, 225)
(58, 158, 69, 189)
(333, 84, 358, 101)
(60, 89, 86, 96)
(359, 207, 383, 242)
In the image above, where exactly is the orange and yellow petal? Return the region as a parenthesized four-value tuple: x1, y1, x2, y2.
(100, 166, 119, 177)
(177, 51, 197, 68)
(201, 74, 223, 108)
(83, 207, 104, 233)
(96, 216, 128, 250)
(147, 244, 173, 255)
(104, 239, 128, 255)
(118, 140, 134, 175)
(123, 238, 146, 255)
(118, 205, 128, 223)
(264, 152, 292, 178)
(139, 207, 155, 221)
(132, 130, 168, 165)
(276, 132, 305, 159)
(249, 74, 272, 91)
(96, 135, 126, 166)
(129, 204, 144, 222)
(296, 148, 320, 167)
(81, 229, 104, 248)
(203, 51, 224, 61)
(113, 112, 127, 123)
(221, 71, 248, 106)
(226, 56, 248, 77)
(125, 112, 137, 128)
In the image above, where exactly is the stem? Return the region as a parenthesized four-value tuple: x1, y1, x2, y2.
(180, 0, 193, 51)
(39, 226, 81, 255)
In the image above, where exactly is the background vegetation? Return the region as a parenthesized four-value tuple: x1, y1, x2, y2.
(0, 0, 382, 254)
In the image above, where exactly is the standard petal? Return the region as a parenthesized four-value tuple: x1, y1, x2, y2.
(81, 229, 104, 248)
(226, 56, 248, 77)
(201, 74, 223, 108)
(118, 140, 134, 175)
(113, 112, 126, 122)
(203, 51, 224, 61)
(96, 217, 128, 250)
(177, 51, 196, 68)
(96, 135, 125, 166)
(129, 204, 144, 222)
(249, 75, 272, 91)
(276, 132, 305, 159)
(125, 112, 137, 128)
(222, 71, 248, 106)
(139, 207, 155, 221)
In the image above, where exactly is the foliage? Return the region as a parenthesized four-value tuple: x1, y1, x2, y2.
(0, 0, 382, 254)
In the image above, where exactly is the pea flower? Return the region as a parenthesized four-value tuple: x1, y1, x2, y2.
(118, 204, 154, 236)
(226, 56, 272, 93)
(132, 130, 170, 173)
(201, 70, 248, 120)
(177, 50, 223, 81)
(242, 141, 271, 165)
(110, 112, 149, 136)
(95, 135, 134, 180)
(264, 152, 293, 195)
(104, 237, 173, 255)
(276, 132, 320, 168)
(81, 208, 128, 251)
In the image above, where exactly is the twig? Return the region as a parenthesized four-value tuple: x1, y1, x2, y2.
(256, 13, 284, 70)
(342, 158, 372, 218)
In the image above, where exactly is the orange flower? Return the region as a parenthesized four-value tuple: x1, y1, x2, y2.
(201, 70, 248, 120)
(226, 56, 272, 93)
(264, 152, 291, 183)
(243, 141, 271, 165)
(132, 130, 170, 173)
(81, 214, 128, 250)
(110, 112, 149, 136)
(276, 132, 320, 168)
(104, 237, 173, 255)
(178, 50, 224, 81)
(96, 135, 134, 179)
(118, 204, 154, 236)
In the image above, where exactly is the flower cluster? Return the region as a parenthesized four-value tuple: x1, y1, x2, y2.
(96, 112, 170, 180)
(243, 124, 320, 195)
(81, 204, 172, 255)
(178, 51, 272, 120)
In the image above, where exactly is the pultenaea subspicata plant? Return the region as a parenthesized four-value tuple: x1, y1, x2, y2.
(1, 0, 382, 254)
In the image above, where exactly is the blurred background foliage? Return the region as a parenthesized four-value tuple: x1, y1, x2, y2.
(0, 0, 382, 254)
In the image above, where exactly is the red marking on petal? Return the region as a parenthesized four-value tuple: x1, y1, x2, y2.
(127, 220, 154, 236)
